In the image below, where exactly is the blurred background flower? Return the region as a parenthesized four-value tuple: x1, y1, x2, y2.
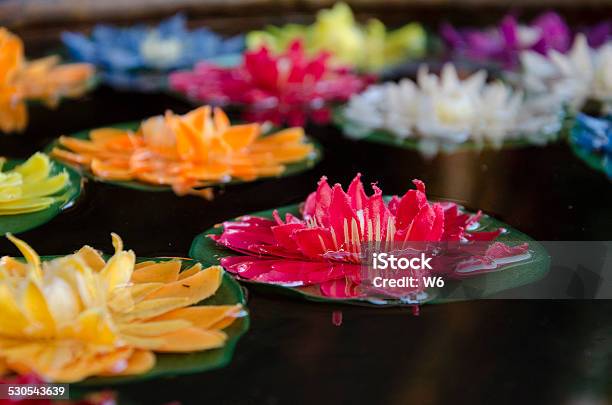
(170, 40, 372, 126)
(519, 34, 612, 114)
(246, 2, 426, 73)
(341, 64, 561, 156)
(441, 11, 610, 68)
(570, 113, 612, 177)
(0, 27, 94, 133)
(62, 14, 244, 90)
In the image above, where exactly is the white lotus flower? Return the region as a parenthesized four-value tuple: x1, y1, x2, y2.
(343, 64, 556, 153)
(520, 34, 612, 111)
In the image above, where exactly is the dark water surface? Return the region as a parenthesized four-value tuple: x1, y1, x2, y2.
(1, 87, 611, 404)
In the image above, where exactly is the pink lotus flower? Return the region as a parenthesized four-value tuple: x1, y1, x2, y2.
(169, 40, 372, 126)
(211, 175, 528, 299)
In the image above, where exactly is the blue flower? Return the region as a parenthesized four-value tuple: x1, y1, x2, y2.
(572, 113, 612, 152)
(62, 14, 244, 76)
(571, 113, 612, 176)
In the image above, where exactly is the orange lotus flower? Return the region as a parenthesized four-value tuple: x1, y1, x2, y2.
(0, 233, 243, 382)
(0, 27, 94, 133)
(52, 106, 315, 197)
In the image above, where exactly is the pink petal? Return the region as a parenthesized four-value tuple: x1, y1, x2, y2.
(328, 183, 361, 242)
(428, 203, 445, 241)
(254, 261, 349, 285)
(303, 176, 332, 226)
(404, 204, 436, 241)
(364, 184, 392, 240)
(347, 173, 368, 210)
(221, 256, 276, 279)
(293, 227, 335, 259)
(396, 183, 428, 231)
(271, 223, 305, 251)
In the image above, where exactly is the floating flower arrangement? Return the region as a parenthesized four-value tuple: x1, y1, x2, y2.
(0, 233, 247, 383)
(0, 28, 94, 133)
(442, 12, 611, 69)
(442, 12, 572, 68)
(169, 40, 371, 126)
(191, 174, 547, 306)
(519, 34, 612, 114)
(246, 2, 427, 72)
(0, 153, 68, 215)
(569, 113, 612, 178)
(0, 153, 81, 235)
(49, 106, 320, 197)
(338, 64, 562, 156)
(62, 14, 244, 91)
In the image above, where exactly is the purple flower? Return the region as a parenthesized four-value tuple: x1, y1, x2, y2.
(441, 12, 573, 68)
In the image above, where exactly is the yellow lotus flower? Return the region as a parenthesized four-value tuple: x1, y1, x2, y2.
(0, 233, 242, 382)
(0, 153, 69, 215)
(0, 27, 94, 133)
(246, 2, 426, 72)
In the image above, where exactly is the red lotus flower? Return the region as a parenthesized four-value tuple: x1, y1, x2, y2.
(169, 40, 372, 126)
(211, 174, 528, 299)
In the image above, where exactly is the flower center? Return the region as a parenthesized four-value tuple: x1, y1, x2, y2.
(434, 92, 475, 125)
(140, 32, 183, 69)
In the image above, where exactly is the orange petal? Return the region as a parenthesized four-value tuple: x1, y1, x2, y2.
(58, 136, 100, 154)
(89, 128, 130, 142)
(256, 127, 305, 145)
(91, 159, 134, 180)
(213, 107, 230, 132)
(220, 124, 260, 151)
(51, 148, 92, 165)
(182, 105, 210, 133)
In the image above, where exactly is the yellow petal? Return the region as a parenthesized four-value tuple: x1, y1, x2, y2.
(126, 282, 165, 304)
(120, 334, 165, 350)
(20, 171, 68, 198)
(100, 234, 135, 292)
(151, 304, 242, 330)
(131, 260, 181, 284)
(134, 260, 156, 269)
(178, 263, 202, 280)
(0, 256, 28, 276)
(73, 245, 106, 272)
(0, 196, 55, 209)
(69, 309, 117, 345)
(0, 284, 28, 334)
(155, 328, 227, 352)
(6, 234, 41, 279)
(119, 297, 189, 321)
(109, 349, 155, 376)
(143, 265, 222, 305)
(119, 319, 191, 336)
(21, 280, 54, 335)
(13, 152, 50, 183)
